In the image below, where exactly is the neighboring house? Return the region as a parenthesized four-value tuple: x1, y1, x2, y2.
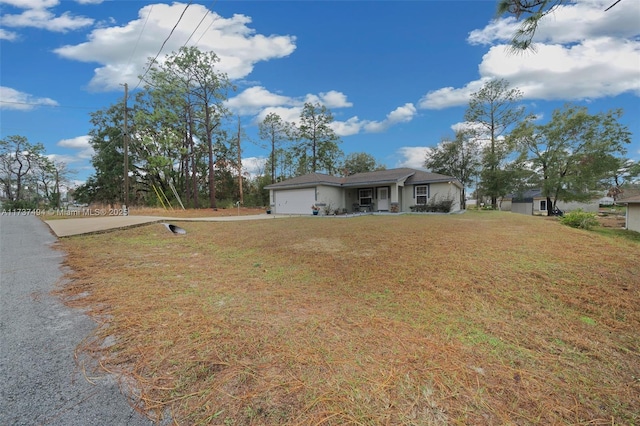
(599, 196, 615, 206)
(264, 168, 463, 215)
(619, 195, 640, 233)
(502, 189, 599, 216)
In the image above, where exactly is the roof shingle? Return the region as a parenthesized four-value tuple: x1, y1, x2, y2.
(265, 168, 462, 190)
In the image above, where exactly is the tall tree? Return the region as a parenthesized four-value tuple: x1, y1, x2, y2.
(465, 79, 526, 208)
(296, 102, 342, 174)
(258, 112, 295, 183)
(151, 46, 233, 209)
(513, 105, 631, 215)
(78, 103, 132, 207)
(424, 131, 481, 209)
(134, 76, 198, 207)
(263, 148, 297, 182)
(0, 135, 46, 205)
(603, 158, 640, 201)
(34, 158, 74, 208)
(342, 152, 385, 175)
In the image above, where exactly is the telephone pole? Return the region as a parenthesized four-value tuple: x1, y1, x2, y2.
(123, 83, 129, 208)
(237, 116, 243, 205)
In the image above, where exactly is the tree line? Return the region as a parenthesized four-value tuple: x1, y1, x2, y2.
(4, 48, 634, 213)
(424, 79, 638, 213)
(0, 135, 73, 210)
(68, 46, 384, 209)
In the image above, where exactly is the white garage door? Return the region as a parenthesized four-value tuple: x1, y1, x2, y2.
(274, 188, 316, 214)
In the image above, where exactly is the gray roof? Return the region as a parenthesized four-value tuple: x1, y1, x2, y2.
(264, 173, 343, 189)
(506, 188, 543, 200)
(619, 194, 640, 204)
(265, 168, 462, 190)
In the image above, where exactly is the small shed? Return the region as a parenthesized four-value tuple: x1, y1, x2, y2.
(505, 189, 599, 216)
(619, 195, 640, 233)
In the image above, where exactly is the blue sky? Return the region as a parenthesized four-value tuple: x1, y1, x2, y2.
(1, 0, 639, 185)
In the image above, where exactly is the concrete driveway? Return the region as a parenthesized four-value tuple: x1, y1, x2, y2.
(45, 213, 287, 237)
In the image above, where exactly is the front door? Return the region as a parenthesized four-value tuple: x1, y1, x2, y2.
(377, 187, 389, 211)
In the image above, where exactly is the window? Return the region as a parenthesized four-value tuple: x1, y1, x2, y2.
(540, 200, 547, 211)
(359, 188, 372, 205)
(416, 185, 428, 205)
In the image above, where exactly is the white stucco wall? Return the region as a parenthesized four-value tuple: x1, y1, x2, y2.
(626, 203, 640, 232)
(401, 182, 462, 212)
(556, 200, 599, 213)
(315, 185, 344, 214)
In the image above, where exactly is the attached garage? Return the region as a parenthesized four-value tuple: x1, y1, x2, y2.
(273, 187, 316, 215)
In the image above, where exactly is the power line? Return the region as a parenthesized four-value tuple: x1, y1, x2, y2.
(195, 1, 221, 46)
(183, 1, 214, 47)
(132, 1, 193, 93)
(604, 0, 623, 11)
(127, 4, 154, 69)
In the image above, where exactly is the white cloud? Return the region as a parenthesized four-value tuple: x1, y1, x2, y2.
(330, 117, 364, 137)
(0, 0, 59, 9)
(57, 135, 94, 160)
(467, 16, 520, 46)
(54, 4, 297, 91)
(420, 0, 640, 109)
(255, 106, 303, 125)
(395, 146, 429, 169)
(46, 153, 79, 165)
(479, 38, 640, 100)
(450, 121, 486, 134)
(0, 28, 18, 40)
(0, 0, 94, 32)
(363, 103, 417, 132)
(418, 79, 488, 110)
(229, 86, 416, 137)
(329, 103, 417, 137)
(226, 86, 292, 115)
(229, 86, 354, 117)
(0, 86, 58, 110)
(318, 91, 353, 108)
(242, 156, 267, 178)
(469, 0, 640, 46)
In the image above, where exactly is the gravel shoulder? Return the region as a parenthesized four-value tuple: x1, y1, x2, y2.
(0, 215, 157, 426)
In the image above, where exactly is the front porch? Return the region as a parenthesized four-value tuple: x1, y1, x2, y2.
(344, 184, 402, 213)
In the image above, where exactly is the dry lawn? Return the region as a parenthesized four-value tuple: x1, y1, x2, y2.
(54, 211, 639, 425)
(128, 206, 267, 218)
(41, 206, 265, 221)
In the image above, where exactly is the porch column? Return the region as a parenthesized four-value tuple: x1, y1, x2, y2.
(391, 184, 399, 203)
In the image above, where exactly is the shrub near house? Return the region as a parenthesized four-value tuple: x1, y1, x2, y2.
(410, 196, 455, 213)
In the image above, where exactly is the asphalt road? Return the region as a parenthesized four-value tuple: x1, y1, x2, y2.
(0, 215, 158, 426)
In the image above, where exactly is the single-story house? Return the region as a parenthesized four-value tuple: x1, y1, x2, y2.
(501, 189, 599, 215)
(264, 168, 463, 215)
(619, 195, 640, 233)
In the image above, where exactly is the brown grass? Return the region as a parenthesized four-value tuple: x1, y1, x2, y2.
(54, 211, 640, 425)
(40, 206, 265, 221)
(127, 206, 266, 218)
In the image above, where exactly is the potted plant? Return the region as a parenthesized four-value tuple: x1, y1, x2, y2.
(311, 204, 320, 215)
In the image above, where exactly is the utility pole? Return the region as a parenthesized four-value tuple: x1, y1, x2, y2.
(55, 168, 60, 209)
(123, 83, 129, 208)
(237, 116, 243, 205)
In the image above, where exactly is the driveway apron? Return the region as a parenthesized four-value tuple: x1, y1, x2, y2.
(0, 215, 156, 425)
